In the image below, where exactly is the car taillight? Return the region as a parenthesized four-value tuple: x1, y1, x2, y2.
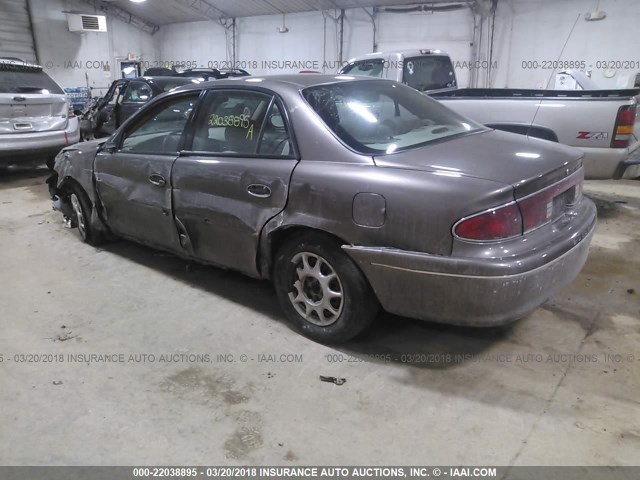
(611, 104, 636, 148)
(454, 203, 522, 241)
(455, 169, 584, 241)
(518, 169, 583, 232)
(67, 99, 76, 118)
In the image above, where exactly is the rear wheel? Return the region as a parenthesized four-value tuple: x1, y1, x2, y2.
(273, 233, 379, 343)
(69, 185, 103, 245)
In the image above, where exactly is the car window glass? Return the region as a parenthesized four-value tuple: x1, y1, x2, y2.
(303, 81, 482, 154)
(123, 82, 152, 102)
(402, 56, 457, 91)
(257, 103, 292, 156)
(191, 91, 271, 155)
(0, 65, 64, 94)
(107, 84, 125, 106)
(340, 60, 384, 78)
(121, 94, 198, 154)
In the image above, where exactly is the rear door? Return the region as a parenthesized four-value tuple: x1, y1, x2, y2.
(94, 91, 201, 251)
(172, 89, 298, 276)
(0, 64, 68, 134)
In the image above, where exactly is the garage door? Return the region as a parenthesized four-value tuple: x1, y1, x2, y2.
(0, 0, 37, 64)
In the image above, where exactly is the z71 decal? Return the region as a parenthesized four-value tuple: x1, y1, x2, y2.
(577, 131, 609, 140)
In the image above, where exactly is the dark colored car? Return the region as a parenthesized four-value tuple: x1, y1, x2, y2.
(176, 68, 250, 81)
(80, 76, 198, 140)
(49, 75, 596, 343)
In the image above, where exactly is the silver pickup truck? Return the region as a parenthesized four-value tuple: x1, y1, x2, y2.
(339, 50, 640, 179)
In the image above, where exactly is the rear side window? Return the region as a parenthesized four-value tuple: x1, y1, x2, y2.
(191, 90, 274, 155)
(0, 65, 64, 94)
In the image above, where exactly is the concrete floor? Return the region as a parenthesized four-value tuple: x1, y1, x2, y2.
(0, 168, 638, 466)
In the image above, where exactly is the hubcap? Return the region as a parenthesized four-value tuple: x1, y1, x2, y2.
(70, 193, 86, 239)
(288, 252, 343, 326)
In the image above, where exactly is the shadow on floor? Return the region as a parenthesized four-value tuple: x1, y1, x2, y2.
(99, 238, 510, 371)
(0, 165, 50, 190)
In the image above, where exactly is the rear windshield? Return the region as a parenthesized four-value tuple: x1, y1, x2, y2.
(302, 81, 482, 154)
(0, 65, 64, 94)
(402, 55, 456, 92)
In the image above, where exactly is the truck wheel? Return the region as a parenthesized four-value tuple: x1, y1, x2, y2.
(69, 185, 104, 246)
(273, 233, 379, 343)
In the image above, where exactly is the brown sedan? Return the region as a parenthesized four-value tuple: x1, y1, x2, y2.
(49, 75, 596, 342)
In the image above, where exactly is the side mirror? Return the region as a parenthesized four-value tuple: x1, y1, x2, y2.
(100, 141, 117, 154)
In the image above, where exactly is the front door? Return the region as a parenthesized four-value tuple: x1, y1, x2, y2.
(119, 80, 152, 127)
(172, 89, 298, 276)
(94, 92, 201, 251)
(96, 80, 127, 137)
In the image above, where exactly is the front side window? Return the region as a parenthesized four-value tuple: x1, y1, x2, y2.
(123, 82, 152, 102)
(303, 81, 482, 154)
(105, 82, 126, 106)
(339, 59, 385, 78)
(191, 90, 276, 155)
(120, 94, 199, 154)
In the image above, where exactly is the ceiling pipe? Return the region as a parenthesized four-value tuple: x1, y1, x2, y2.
(382, 3, 468, 14)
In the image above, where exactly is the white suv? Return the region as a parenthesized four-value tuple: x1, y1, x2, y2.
(0, 58, 80, 169)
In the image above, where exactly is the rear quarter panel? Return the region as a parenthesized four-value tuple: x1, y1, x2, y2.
(278, 160, 514, 256)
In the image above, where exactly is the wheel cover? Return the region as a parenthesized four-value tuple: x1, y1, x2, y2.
(70, 193, 86, 239)
(288, 252, 344, 326)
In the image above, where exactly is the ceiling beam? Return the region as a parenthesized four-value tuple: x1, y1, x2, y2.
(83, 0, 159, 34)
(172, 0, 232, 21)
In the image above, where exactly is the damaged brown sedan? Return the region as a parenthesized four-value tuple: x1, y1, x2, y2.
(49, 75, 596, 343)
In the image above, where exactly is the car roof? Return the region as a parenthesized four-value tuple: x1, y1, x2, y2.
(172, 73, 390, 93)
(345, 49, 449, 62)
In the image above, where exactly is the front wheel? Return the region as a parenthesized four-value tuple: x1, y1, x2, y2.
(69, 185, 104, 246)
(273, 233, 379, 343)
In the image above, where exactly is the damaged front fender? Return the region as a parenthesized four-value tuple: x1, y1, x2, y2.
(49, 138, 110, 236)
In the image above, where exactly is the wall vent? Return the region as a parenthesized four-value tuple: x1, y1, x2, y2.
(68, 14, 107, 33)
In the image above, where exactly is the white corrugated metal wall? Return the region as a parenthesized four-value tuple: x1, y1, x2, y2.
(0, 0, 37, 63)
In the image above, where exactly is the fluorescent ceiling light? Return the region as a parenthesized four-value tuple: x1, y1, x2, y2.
(130, 0, 146, 3)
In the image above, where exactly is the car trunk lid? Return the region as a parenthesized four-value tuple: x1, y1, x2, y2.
(0, 62, 68, 134)
(0, 93, 68, 134)
(373, 129, 583, 197)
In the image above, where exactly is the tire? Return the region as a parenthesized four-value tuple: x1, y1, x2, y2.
(273, 232, 379, 343)
(68, 185, 104, 246)
(45, 156, 56, 171)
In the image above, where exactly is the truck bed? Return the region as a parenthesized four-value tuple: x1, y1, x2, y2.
(431, 88, 640, 99)
(432, 88, 640, 179)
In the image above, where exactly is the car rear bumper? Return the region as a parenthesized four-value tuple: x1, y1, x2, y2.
(344, 198, 596, 326)
(0, 118, 80, 164)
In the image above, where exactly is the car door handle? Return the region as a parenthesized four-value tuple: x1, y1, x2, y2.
(247, 184, 271, 198)
(148, 173, 166, 187)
